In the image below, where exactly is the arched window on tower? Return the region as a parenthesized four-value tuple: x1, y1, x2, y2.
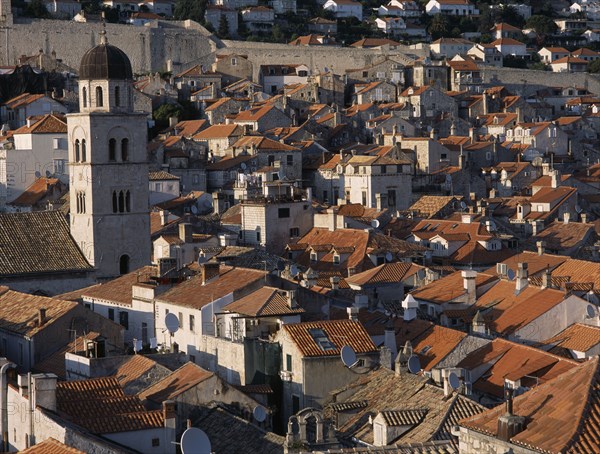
(121, 138, 129, 161)
(115, 86, 120, 107)
(119, 254, 130, 275)
(125, 190, 131, 212)
(75, 139, 80, 162)
(109, 138, 116, 161)
(112, 191, 118, 213)
(81, 139, 87, 162)
(82, 87, 87, 108)
(118, 190, 125, 213)
(96, 86, 103, 107)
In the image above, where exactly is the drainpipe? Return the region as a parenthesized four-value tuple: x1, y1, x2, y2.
(1, 361, 16, 451)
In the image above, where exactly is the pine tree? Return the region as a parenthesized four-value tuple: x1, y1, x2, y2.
(218, 14, 230, 39)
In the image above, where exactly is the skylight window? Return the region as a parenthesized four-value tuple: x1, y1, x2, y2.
(308, 328, 337, 351)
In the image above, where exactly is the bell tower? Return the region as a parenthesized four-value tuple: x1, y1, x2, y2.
(68, 31, 150, 279)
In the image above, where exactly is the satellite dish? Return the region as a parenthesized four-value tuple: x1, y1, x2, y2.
(45, 170, 51, 177)
(575, 205, 583, 214)
(586, 304, 596, 318)
(460, 201, 467, 211)
(133, 339, 143, 352)
(290, 264, 299, 277)
(385, 251, 393, 262)
(35, 171, 41, 178)
(324, 66, 329, 73)
(149, 338, 157, 349)
(241, 162, 247, 170)
(532, 156, 543, 167)
(417, 269, 426, 280)
(277, 260, 285, 271)
(165, 313, 179, 334)
(448, 372, 460, 390)
(371, 219, 380, 228)
(340, 345, 357, 368)
(181, 427, 211, 454)
(253, 405, 267, 423)
(507, 269, 515, 281)
(191, 205, 198, 215)
(407, 355, 421, 374)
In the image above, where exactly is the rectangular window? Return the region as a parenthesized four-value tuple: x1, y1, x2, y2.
(287, 154, 294, 166)
(155, 183, 162, 191)
(119, 311, 129, 330)
(256, 231, 261, 243)
(278, 208, 290, 218)
(152, 438, 160, 447)
(290, 227, 299, 237)
(286, 354, 292, 371)
(362, 191, 367, 206)
(189, 314, 195, 331)
(388, 189, 396, 209)
(268, 155, 275, 166)
(108, 308, 115, 321)
(179, 312, 183, 330)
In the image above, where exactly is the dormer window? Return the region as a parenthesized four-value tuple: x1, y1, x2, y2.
(333, 254, 340, 265)
(310, 251, 317, 262)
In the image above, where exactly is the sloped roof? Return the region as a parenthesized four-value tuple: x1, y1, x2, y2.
(138, 362, 214, 403)
(80, 265, 156, 306)
(223, 286, 304, 317)
(13, 113, 67, 134)
(4, 93, 46, 109)
(0, 211, 91, 276)
(19, 438, 86, 454)
(149, 170, 179, 181)
(56, 377, 164, 434)
(10, 177, 64, 206)
(192, 124, 243, 140)
(533, 220, 594, 250)
(282, 319, 376, 357)
(345, 262, 420, 287)
(460, 357, 600, 453)
(232, 135, 298, 151)
(539, 323, 600, 354)
(409, 195, 458, 219)
(35, 332, 101, 379)
(411, 271, 497, 305)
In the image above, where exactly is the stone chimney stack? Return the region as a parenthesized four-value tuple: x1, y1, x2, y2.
(497, 387, 526, 441)
(287, 289, 297, 309)
(515, 263, 528, 294)
(163, 400, 177, 447)
(384, 320, 397, 360)
(38, 308, 47, 326)
(536, 241, 545, 256)
(179, 223, 193, 243)
(330, 276, 340, 291)
(563, 212, 570, 224)
(32, 373, 57, 412)
(201, 262, 220, 285)
(402, 294, 419, 321)
(347, 306, 359, 321)
(462, 270, 477, 305)
(551, 169, 560, 189)
(542, 266, 552, 289)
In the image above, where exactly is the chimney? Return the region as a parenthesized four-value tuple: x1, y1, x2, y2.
(563, 212, 570, 224)
(169, 116, 178, 128)
(354, 294, 368, 309)
(179, 223, 193, 243)
(27, 117, 33, 128)
(468, 127, 475, 144)
(450, 121, 456, 136)
(461, 213, 473, 224)
(201, 262, 220, 285)
(482, 92, 488, 115)
(542, 266, 552, 289)
(430, 128, 438, 140)
(551, 170, 560, 188)
(347, 306, 359, 321)
(394, 341, 413, 377)
(536, 241, 545, 256)
(402, 294, 419, 321)
(287, 289, 297, 309)
(330, 275, 340, 290)
(384, 320, 397, 360)
(515, 263, 528, 294)
(497, 387, 526, 441)
(38, 308, 47, 326)
(163, 400, 177, 431)
(160, 209, 169, 226)
(462, 270, 477, 305)
(328, 207, 338, 231)
(580, 213, 587, 224)
(471, 310, 487, 336)
(32, 373, 57, 412)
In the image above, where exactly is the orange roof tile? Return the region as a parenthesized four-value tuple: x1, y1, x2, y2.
(412, 325, 466, 371)
(81, 266, 157, 306)
(10, 177, 64, 206)
(411, 271, 498, 305)
(192, 124, 243, 140)
(138, 362, 214, 403)
(223, 286, 305, 317)
(19, 438, 86, 454)
(345, 262, 421, 287)
(540, 323, 600, 353)
(13, 114, 67, 134)
(283, 319, 376, 357)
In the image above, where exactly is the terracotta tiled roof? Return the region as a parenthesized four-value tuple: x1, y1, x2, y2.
(192, 124, 243, 140)
(10, 177, 64, 206)
(345, 262, 421, 287)
(57, 377, 164, 434)
(0, 211, 91, 276)
(411, 325, 467, 371)
(13, 114, 67, 134)
(19, 438, 85, 454)
(350, 38, 401, 48)
(282, 319, 376, 357)
(232, 105, 279, 122)
(0, 288, 80, 337)
(486, 251, 568, 277)
(460, 357, 600, 453)
(149, 170, 179, 181)
(409, 195, 459, 219)
(539, 323, 600, 353)
(4, 93, 45, 109)
(457, 338, 577, 398)
(328, 367, 485, 445)
(156, 266, 266, 309)
(223, 286, 304, 317)
(533, 220, 594, 250)
(206, 154, 255, 171)
(551, 258, 600, 289)
(232, 135, 298, 151)
(411, 271, 498, 304)
(138, 362, 214, 403)
(81, 266, 156, 306)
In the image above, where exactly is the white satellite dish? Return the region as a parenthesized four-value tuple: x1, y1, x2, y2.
(240, 162, 247, 170)
(133, 339, 143, 352)
(191, 205, 198, 215)
(181, 427, 211, 454)
(586, 305, 596, 318)
(149, 338, 158, 349)
(507, 269, 515, 281)
(253, 405, 267, 423)
(407, 355, 421, 374)
(165, 312, 180, 334)
(448, 372, 460, 390)
(460, 201, 467, 211)
(417, 269, 426, 280)
(340, 345, 357, 368)
(371, 219, 380, 228)
(290, 264, 299, 277)
(385, 252, 393, 262)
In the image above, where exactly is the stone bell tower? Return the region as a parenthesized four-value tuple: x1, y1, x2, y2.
(68, 31, 150, 279)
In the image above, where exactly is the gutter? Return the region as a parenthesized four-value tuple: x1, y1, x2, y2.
(1, 360, 16, 451)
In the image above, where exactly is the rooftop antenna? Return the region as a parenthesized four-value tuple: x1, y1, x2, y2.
(180, 427, 211, 454)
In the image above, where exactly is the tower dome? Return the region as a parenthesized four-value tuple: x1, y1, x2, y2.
(79, 35, 133, 80)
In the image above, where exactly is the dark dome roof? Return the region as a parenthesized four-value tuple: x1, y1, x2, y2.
(79, 43, 133, 80)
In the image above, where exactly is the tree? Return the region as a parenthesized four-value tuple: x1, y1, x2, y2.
(428, 14, 449, 40)
(588, 59, 600, 73)
(24, 0, 50, 18)
(217, 14, 230, 39)
(271, 24, 285, 43)
(526, 15, 558, 36)
(237, 13, 249, 38)
(173, 0, 206, 23)
(153, 103, 183, 131)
